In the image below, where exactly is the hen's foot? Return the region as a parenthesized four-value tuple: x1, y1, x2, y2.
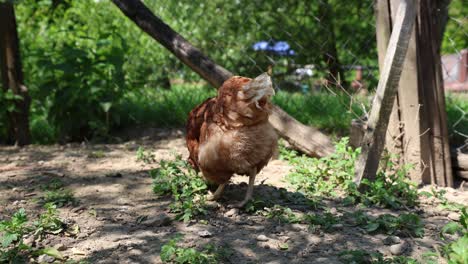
(206, 183, 226, 201)
(228, 169, 257, 208)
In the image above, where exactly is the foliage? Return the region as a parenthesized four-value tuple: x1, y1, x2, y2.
(441, 0, 467, 55)
(283, 138, 419, 209)
(339, 250, 421, 264)
(359, 162, 419, 209)
(0, 204, 65, 262)
(445, 94, 468, 147)
(303, 211, 339, 232)
(285, 137, 360, 197)
(160, 235, 218, 264)
(136, 147, 156, 164)
(40, 179, 76, 207)
(440, 207, 468, 264)
(263, 205, 301, 224)
(150, 155, 208, 222)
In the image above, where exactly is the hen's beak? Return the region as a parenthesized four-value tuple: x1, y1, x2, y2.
(241, 72, 275, 109)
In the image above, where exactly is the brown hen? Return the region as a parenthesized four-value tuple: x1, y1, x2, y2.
(186, 73, 278, 207)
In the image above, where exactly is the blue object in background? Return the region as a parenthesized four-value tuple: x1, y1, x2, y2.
(252, 40, 296, 56)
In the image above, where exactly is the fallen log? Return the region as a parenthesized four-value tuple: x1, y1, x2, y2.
(112, 0, 334, 157)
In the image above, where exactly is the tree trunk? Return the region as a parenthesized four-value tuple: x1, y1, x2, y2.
(318, 0, 347, 88)
(112, 0, 335, 157)
(0, 3, 31, 146)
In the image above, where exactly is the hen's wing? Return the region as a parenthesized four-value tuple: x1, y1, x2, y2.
(186, 97, 216, 171)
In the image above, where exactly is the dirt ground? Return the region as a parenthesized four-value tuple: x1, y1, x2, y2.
(1, 129, 467, 264)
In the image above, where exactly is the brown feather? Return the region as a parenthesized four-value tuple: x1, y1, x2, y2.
(186, 75, 278, 185)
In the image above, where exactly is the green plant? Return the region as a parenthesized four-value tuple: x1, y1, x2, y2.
(136, 146, 156, 164)
(150, 155, 208, 222)
(263, 205, 301, 224)
(345, 211, 424, 238)
(339, 250, 420, 263)
(0, 205, 65, 262)
(440, 207, 468, 264)
(42, 189, 76, 208)
(39, 179, 76, 207)
(160, 236, 218, 264)
(285, 137, 360, 198)
(303, 211, 339, 232)
(359, 163, 419, 209)
(284, 138, 419, 209)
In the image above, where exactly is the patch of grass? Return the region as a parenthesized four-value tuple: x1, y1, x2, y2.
(0, 204, 65, 263)
(284, 137, 360, 198)
(351, 212, 424, 238)
(303, 211, 339, 232)
(136, 146, 156, 164)
(263, 205, 302, 224)
(150, 155, 208, 222)
(87, 150, 106, 159)
(40, 179, 76, 207)
(160, 235, 219, 264)
(283, 137, 419, 209)
(440, 207, 468, 264)
(339, 250, 421, 263)
(446, 94, 468, 146)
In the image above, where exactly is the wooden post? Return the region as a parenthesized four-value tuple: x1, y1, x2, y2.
(354, 0, 416, 185)
(111, 0, 335, 157)
(0, 3, 31, 146)
(371, 0, 454, 187)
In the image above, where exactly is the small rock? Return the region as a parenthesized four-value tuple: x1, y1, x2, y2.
(71, 206, 86, 213)
(71, 248, 86, 255)
(448, 212, 460, 221)
(291, 224, 308, 232)
(224, 208, 238, 217)
(390, 241, 408, 255)
(330, 207, 337, 214)
(198, 230, 212, 238)
(256, 234, 269, 241)
(38, 160, 45, 165)
(37, 254, 55, 263)
(383, 235, 401, 245)
(142, 214, 172, 227)
(12, 187, 20, 192)
(54, 243, 67, 251)
(332, 224, 344, 230)
(23, 236, 35, 247)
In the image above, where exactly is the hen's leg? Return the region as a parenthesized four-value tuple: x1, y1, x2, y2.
(232, 168, 257, 208)
(207, 183, 226, 201)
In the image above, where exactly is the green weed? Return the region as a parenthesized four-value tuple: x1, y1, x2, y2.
(263, 205, 301, 224)
(0, 204, 65, 262)
(136, 146, 156, 164)
(160, 235, 218, 264)
(150, 155, 208, 222)
(440, 207, 468, 264)
(339, 250, 420, 263)
(345, 211, 424, 237)
(41, 182, 76, 208)
(283, 137, 419, 209)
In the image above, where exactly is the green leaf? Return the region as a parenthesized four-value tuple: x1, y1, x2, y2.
(1, 233, 18, 248)
(100, 102, 112, 113)
(365, 222, 380, 232)
(441, 222, 461, 236)
(38, 247, 64, 260)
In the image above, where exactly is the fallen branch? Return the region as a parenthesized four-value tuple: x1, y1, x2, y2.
(112, 0, 334, 157)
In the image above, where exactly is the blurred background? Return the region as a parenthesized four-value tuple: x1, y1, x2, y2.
(0, 0, 466, 146)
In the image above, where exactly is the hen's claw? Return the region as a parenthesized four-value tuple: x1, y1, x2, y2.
(206, 183, 226, 201)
